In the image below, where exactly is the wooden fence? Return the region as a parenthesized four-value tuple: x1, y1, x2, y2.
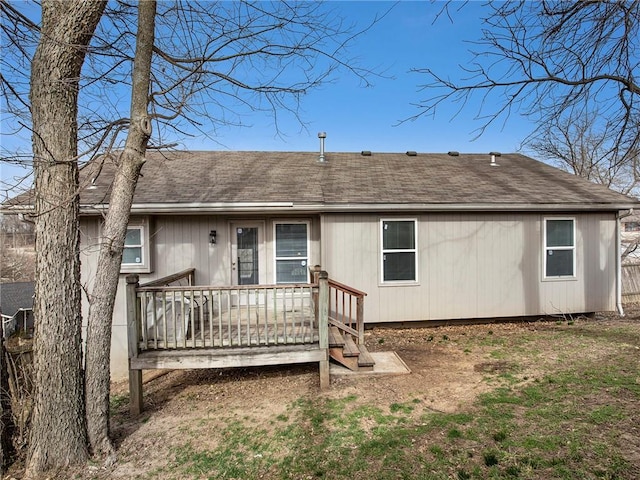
(622, 263, 640, 303)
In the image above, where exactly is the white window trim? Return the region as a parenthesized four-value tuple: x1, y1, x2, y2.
(543, 217, 576, 280)
(120, 218, 152, 274)
(273, 220, 311, 284)
(380, 218, 418, 284)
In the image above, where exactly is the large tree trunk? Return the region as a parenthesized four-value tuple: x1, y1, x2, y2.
(85, 0, 156, 460)
(26, 0, 106, 476)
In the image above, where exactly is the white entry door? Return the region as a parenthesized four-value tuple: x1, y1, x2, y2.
(230, 222, 265, 286)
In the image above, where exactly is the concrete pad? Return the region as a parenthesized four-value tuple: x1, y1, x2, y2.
(330, 351, 411, 377)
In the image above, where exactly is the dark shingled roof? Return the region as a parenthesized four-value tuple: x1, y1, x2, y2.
(5, 151, 637, 211)
(0, 282, 34, 318)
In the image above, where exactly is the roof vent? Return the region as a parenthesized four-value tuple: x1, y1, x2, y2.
(361, 150, 372, 156)
(406, 151, 417, 156)
(318, 132, 327, 163)
(448, 151, 460, 156)
(489, 151, 501, 167)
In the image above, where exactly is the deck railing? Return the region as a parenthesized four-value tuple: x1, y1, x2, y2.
(127, 269, 363, 354)
(328, 279, 367, 344)
(139, 268, 195, 288)
(134, 283, 318, 350)
(310, 267, 366, 344)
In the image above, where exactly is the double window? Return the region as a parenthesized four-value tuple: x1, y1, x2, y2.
(381, 219, 417, 283)
(275, 222, 309, 283)
(544, 218, 575, 278)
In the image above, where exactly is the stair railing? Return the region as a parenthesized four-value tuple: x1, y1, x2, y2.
(311, 266, 366, 344)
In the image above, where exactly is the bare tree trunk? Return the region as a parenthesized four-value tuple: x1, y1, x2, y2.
(84, 0, 156, 461)
(26, 0, 106, 476)
(0, 339, 13, 475)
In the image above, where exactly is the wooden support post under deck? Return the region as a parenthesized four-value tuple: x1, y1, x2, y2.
(126, 274, 143, 415)
(318, 270, 330, 389)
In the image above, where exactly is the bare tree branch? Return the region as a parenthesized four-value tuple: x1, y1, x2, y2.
(529, 109, 640, 196)
(410, 0, 639, 175)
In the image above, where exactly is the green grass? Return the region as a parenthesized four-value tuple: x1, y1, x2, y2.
(135, 321, 640, 480)
(109, 393, 129, 414)
(390, 401, 415, 414)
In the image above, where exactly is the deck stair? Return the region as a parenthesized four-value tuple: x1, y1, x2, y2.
(328, 326, 374, 372)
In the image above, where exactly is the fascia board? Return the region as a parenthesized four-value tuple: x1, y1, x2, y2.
(77, 201, 640, 215)
(0, 205, 35, 214)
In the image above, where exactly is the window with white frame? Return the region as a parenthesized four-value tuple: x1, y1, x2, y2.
(123, 227, 144, 265)
(544, 218, 575, 278)
(120, 220, 151, 273)
(274, 222, 309, 283)
(381, 219, 417, 282)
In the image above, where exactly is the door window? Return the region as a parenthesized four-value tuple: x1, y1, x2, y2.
(236, 227, 259, 285)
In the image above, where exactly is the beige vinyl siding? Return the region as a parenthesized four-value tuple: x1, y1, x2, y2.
(81, 211, 615, 380)
(322, 212, 617, 323)
(153, 215, 230, 284)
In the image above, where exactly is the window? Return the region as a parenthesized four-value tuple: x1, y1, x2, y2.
(624, 222, 640, 232)
(275, 222, 309, 283)
(544, 218, 575, 278)
(381, 219, 417, 282)
(123, 227, 144, 265)
(120, 219, 152, 273)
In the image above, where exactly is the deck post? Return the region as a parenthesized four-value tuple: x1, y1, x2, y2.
(311, 265, 321, 321)
(318, 270, 330, 389)
(357, 296, 365, 344)
(126, 274, 143, 415)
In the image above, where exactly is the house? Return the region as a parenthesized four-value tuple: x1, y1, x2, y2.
(0, 281, 35, 339)
(4, 148, 638, 398)
(621, 213, 640, 263)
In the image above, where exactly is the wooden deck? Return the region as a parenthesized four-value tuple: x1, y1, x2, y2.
(126, 268, 368, 414)
(126, 271, 332, 414)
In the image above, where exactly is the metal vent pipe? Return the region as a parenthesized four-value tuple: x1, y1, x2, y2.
(318, 132, 327, 162)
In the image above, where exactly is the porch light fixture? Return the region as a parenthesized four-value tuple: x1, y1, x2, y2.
(209, 230, 217, 244)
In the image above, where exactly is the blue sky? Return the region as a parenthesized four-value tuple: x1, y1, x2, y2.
(1, 1, 537, 193)
(199, 1, 535, 154)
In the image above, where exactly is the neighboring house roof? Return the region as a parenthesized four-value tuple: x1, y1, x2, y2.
(0, 281, 34, 319)
(621, 213, 640, 224)
(4, 151, 638, 213)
